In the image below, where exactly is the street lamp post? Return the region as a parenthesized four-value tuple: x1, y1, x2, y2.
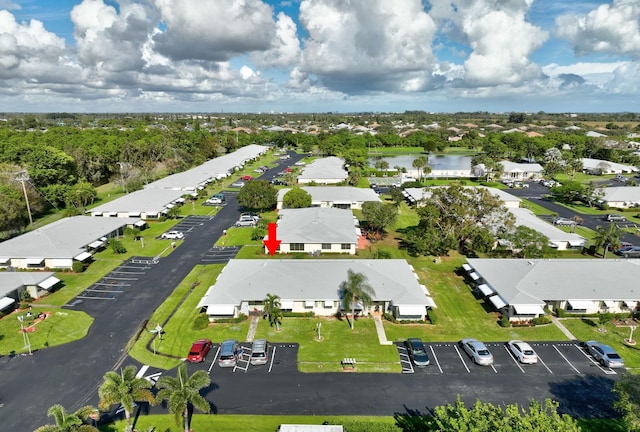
(17, 315, 32, 355)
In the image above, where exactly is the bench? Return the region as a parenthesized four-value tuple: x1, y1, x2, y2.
(341, 357, 356, 370)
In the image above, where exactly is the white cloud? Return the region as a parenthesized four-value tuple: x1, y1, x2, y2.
(297, 0, 437, 92)
(556, 0, 640, 58)
(605, 61, 640, 93)
(429, 0, 548, 86)
(152, 0, 276, 62)
(0, 0, 19, 10)
(251, 12, 300, 68)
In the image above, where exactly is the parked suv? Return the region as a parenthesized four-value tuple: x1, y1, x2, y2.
(218, 339, 240, 368)
(604, 214, 627, 222)
(250, 339, 270, 366)
(235, 216, 257, 227)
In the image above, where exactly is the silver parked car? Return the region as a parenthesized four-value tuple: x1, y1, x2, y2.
(218, 339, 240, 368)
(584, 341, 625, 368)
(507, 340, 538, 364)
(460, 338, 494, 365)
(250, 339, 269, 366)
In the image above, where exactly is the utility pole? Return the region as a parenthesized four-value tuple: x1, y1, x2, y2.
(15, 171, 33, 225)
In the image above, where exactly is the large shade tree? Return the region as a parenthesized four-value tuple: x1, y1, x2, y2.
(34, 404, 98, 432)
(237, 179, 277, 211)
(156, 363, 211, 432)
(282, 187, 312, 208)
(98, 365, 155, 432)
(339, 269, 376, 330)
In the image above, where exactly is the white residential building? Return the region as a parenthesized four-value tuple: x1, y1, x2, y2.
(599, 186, 640, 209)
(297, 157, 348, 184)
(581, 158, 638, 175)
(499, 161, 544, 180)
(198, 259, 436, 321)
(277, 187, 381, 210)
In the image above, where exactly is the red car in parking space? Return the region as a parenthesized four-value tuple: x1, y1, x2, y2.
(240, 175, 253, 181)
(187, 339, 212, 363)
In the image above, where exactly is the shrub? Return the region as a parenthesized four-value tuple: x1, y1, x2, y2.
(19, 302, 30, 310)
(214, 313, 247, 324)
(427, 308, 438, 325)
(282, 311, 315, 317)
(71, 261, 85, 273)
(251, 227, 266, 241)
(532, 315, 552, 326)
(373, 249, 393, 259)
(499, 314, 511, 327)
(192, 313, 210, 330)
(556, 308, 567, 318)
(383, 313, 397, 323)
(109, 238, 127, 254)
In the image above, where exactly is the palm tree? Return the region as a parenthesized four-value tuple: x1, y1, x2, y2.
(593, 223, 622, 259)
(263, 293, 283, 330)
(339, 269, 376, 330)
(34, 404, 98, 432)
(156, 363, 211, 432)
(98, 365, 155, 432)
(412, 156, 427, 181)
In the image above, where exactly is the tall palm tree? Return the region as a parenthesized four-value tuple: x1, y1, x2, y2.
(34, 404, 98, 432)
(339, 269, 376, 330)
(593, 223, 622, 259)
(412, 156, 427, 181)
(156, 363, 211, 432)
(98, 365, 155, 432)
(263, 293, 283, 330)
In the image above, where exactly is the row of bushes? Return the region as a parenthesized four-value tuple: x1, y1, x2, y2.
(382, 310, 438, 325)
(555, 309, 632, 319)
(500, 314, 553, 328)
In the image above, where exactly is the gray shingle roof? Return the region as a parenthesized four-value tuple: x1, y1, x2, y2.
(199, 259, 433, 307)
(467, 258, 640, 305)
(0, 272, 55, 297)
(88, 188, 187, 215)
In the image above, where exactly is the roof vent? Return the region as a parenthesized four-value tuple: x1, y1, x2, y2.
(527, 261, 534, 265)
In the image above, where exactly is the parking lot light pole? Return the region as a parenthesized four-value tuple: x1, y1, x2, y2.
(18, 315, 32, 355)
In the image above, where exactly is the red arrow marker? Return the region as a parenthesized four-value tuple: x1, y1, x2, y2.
(263, 222, 281, 256)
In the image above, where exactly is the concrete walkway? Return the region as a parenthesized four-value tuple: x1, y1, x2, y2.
(551, 315, 578, 340)
(373, 315, 393, 345)
(246, 315, 260, 342)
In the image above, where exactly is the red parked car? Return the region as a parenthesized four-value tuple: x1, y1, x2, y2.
(187, 339, 212, 363)
(240, 175, 253, 181)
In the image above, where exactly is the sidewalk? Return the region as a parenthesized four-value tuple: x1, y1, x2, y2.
(246, 315, 260, 342)
(551, 315, 578, 341)
(373, 315, 393, 345)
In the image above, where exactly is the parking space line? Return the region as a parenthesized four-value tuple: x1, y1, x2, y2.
(454, 345, 470, 373)
(207, 346, 220, 374)
(574, 344, 616, 375)
(504, 346, 525, 373)
(537, 355, 554, 374)
(553, 345, 581, 374)
(268, 346, 276, 373)
(489, 363, 498, 373)
(429, 346, 443, 374)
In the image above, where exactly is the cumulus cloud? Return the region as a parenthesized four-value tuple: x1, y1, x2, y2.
(429, 0, 548, 86)
(297, 0, 438, 93)
(152, 0, 276, 62)
(251, 12, 300, 68)
(556, 0, 640, 58)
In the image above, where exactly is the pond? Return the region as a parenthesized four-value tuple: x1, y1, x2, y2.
(368, 154, 473, 171)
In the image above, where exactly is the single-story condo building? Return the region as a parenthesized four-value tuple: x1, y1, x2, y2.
(0, 272, 60, 308)
(403, 186, 522, 208)
(297, 156, 348, 184)
(88, 188, 188, 220)
(599, 186, 640, 209)
(499, 161, 544, 180)
(508, 208, 586, 250)
(276, 186, 381, 210)
(464, 258, 640, 321)
(269, 207, 359, 255)
(581, 158, 638, 175)
(197, 259, 436, 321)
(0, 216, 140, 270)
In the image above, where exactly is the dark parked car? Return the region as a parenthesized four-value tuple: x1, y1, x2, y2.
(404, 338, 430, 367)
(617, 246, 640, 258)
(187, 339, 212, 363)
(270, 178, 286, 185)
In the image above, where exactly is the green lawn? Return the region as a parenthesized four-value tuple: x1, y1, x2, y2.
(254, 317, 401, 373)
(561, 318, 640, 369)
(520, 198, 555, 216)
(0, 306, 93, 355)
(102, 415, 401, 432)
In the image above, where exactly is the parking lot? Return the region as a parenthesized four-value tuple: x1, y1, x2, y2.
(200, 246, 241, 264)
(396, 341, 624, 377)
(158, 215, 215, 239)
(64, 256, 158, 308)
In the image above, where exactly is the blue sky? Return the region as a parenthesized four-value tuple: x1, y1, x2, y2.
(1, 0, 639, 113)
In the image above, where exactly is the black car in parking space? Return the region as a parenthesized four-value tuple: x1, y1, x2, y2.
(404, 338, 430, 367)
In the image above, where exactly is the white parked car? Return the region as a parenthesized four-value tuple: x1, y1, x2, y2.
(507, 340, 538, 364)
(161, 231, 184, 240)
(460, 338, 494, 366)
